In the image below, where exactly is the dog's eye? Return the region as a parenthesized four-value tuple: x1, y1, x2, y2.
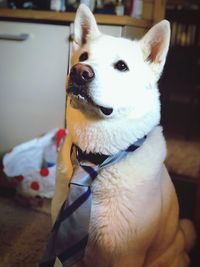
(114, 60, 129, 72)
(79, 52, 88, 62)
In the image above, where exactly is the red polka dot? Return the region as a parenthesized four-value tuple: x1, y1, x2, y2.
(15, 175, 24, 182)
(56, 129, 66, 151)
(40, 168, 49, 177)
(31, 181, 40, 191)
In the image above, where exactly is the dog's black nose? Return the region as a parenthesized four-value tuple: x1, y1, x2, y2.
(70, 63, 95, 86)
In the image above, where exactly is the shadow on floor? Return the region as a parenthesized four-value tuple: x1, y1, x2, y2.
(0, 194, 51, 267)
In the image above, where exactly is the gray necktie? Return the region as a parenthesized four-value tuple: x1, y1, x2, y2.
(39, 138, 145, 267)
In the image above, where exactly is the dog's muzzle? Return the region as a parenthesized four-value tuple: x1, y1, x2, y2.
(70, 63, 95, 86)
(68, 63, 94, 100)
(68, 63, 113, 116)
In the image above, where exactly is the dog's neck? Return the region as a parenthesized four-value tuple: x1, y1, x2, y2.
(75, 145, 109, 165)
(67, 103, 160, 155)
(74, 136, 146, 165)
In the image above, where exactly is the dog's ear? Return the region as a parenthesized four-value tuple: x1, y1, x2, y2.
(140, 20, 170, 76)
(74, 4, 100, 47)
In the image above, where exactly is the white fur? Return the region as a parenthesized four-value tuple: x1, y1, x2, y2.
(68, 8, 170, 154)
(52, 4, 196, 267)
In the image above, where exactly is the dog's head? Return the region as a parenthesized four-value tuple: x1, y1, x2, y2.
(66, 4, 170, 154)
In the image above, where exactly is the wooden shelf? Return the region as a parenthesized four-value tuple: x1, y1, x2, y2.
(0, 8, 152, 28)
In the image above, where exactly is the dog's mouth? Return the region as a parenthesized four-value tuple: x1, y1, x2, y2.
(67, 85, 113, 116)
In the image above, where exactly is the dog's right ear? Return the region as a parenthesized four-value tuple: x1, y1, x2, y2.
(73, 4, 100, 48)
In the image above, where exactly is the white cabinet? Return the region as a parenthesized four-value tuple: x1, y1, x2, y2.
(99, 24, 146, 39)
(98, 25, 122, 37)
(0, 21, 69, 154)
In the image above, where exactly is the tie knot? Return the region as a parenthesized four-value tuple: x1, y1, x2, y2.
(70, 162, 99, 187)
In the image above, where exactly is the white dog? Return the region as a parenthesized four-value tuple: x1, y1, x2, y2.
(51, 4, 196, 267)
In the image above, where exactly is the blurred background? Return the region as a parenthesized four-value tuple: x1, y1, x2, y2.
(0, 1, 199, 266)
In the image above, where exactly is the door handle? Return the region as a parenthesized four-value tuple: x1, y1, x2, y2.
(0, 33, 30, 41)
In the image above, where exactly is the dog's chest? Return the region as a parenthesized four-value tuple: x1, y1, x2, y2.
(87, 162, 162, 258)
(91, 178, 135, 245)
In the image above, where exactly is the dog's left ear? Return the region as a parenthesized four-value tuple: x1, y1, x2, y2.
(140, 20, 170, 77)
(74, 4, 100, 47)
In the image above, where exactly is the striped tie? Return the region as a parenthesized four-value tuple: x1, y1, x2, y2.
(39, 137, 145, 267)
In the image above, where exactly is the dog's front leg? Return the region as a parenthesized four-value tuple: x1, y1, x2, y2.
(51, 134, 73, 223)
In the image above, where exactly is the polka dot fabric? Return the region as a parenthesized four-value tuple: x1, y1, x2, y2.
(17, 165, 57, 198)
(3, 128, 67, 198)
